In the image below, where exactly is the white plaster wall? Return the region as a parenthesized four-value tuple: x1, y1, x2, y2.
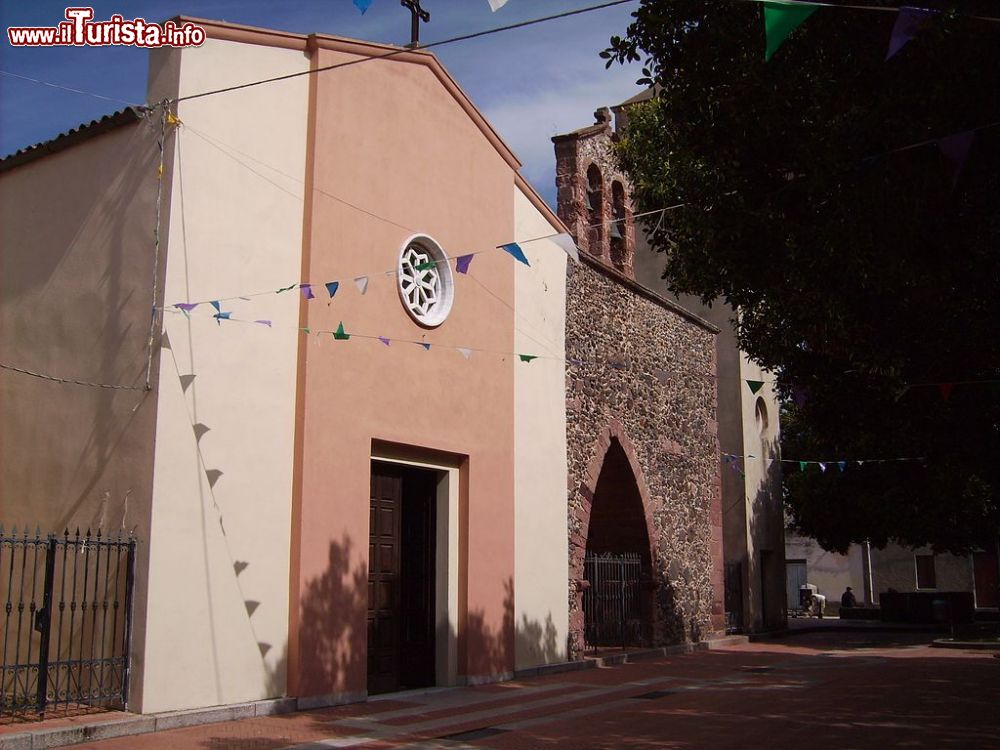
(140, 39, 308, 713)
(512, 188, 569, 668)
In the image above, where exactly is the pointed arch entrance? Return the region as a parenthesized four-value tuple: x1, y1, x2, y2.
(570, 422, 657, 654)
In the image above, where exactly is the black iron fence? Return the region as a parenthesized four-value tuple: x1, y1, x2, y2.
(583, 552, 643, 651)
(1, 528, 136, 722)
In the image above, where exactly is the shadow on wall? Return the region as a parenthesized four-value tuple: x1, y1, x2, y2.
(292, 538, 543, 697)
(465, 577, 515, 679)
(516, 610, 562, 667)
(745, 433, 786, 631)
(295, 535, 368, 696)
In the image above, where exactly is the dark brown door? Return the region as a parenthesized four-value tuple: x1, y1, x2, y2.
(400, 469, 436, 688)
(973, 550, 998, 608)
(368, 462, 437, 695)
(368, 464, 402, 695)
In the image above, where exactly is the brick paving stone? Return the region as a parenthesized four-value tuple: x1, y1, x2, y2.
(37, 631, 1000, 750)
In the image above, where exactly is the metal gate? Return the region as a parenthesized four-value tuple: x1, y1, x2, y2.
(583, 552, 643, 651)
(1, 528, 136, 722)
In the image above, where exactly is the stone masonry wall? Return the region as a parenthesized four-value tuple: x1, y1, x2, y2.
(565, 258, 724, 658)
(553, 108, 636, 278)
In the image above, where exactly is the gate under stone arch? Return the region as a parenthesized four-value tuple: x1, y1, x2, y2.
(569, 422, 658, 656)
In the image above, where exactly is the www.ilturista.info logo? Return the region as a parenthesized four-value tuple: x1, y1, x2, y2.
(7, 8, 206, 47)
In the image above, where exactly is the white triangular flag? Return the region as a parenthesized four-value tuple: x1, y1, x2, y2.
(354, 276, 369, 295)
(457, 347, 472, 359)
(488, 0, 509, 10)
(551, 233, 580, 264)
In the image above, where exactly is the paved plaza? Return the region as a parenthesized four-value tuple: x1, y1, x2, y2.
(6, 630, 998, 750)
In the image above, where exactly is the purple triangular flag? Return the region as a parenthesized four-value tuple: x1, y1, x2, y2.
(300, 284, 315, 300)
(938, 131, 975, 187)
(419, 342, 431, 351)
(174, 302, 198, 312)
(456, 254, 474, 274)
(819, 462, 827, 473)
(254, 319, 272, 327)
(378, 336, 390, 346)
(886, 7, 938, 61)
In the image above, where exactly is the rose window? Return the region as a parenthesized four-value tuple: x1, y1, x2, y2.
(396, 235, 454, 327)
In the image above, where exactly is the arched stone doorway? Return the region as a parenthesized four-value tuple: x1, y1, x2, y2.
(569, 423, 657, 655)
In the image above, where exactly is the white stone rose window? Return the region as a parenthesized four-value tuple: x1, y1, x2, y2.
(396, 234, 454, 328)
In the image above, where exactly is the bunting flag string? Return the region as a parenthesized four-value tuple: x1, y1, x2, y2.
(722, 451, 926, 470)
(167, 304, 998, 394)
(749, 378, 1000, 400)
(163, 231, 582, 315)
(164, 307, 551, 367)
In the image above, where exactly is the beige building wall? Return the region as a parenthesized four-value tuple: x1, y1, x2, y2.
(512, 188, 568, 669)
(738, 355, 786, 629)
(785, 535, 866, 611)
(0, 120, 161, 535)
(0, 119, 165, 703)
(138, 38, 309, 713)
(870, 545, 974, 600)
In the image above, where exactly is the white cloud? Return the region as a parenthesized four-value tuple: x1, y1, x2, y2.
(479, 64, 642, 204)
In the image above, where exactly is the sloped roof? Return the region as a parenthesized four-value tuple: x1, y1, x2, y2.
(0, 107, 145, 173)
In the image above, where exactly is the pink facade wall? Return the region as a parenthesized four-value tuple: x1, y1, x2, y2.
(289, 39, 518, 697)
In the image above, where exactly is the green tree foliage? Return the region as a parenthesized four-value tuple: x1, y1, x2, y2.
(604, 1, 999, 553)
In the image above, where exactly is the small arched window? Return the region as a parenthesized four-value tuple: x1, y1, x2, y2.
(586, 164, 603, 256)
(610, 181, 628, 270)
(755, 397, 769, 437)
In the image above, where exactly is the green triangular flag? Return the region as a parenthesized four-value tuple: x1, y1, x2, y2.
(747, 379, 765, 394)
(333, 322, 350, 340)
(764, 1, 818, 61)
(276, 283, 297, 293)
(414, 260, 436, 271)
(799, 461, 808, 472)
(518, 354, 537, 363)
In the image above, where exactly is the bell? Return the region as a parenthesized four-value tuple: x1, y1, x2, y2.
(609, 222, 622, 240)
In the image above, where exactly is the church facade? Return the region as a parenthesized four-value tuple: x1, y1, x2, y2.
(0, 19, 724, 718)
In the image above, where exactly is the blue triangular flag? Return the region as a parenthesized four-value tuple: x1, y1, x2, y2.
(837, 461, 847, 472)
(213, 312, 231, 325)
(210, 301, 221, 313)
(353, 0, 374, 13)
(498, 242, 530, 267)
(325, 281, 340, 298)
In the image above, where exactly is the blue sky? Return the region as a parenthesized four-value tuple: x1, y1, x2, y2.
(0, 0, 643, 204)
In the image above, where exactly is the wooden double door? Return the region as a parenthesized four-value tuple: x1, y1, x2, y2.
(368, 462, 437, 695)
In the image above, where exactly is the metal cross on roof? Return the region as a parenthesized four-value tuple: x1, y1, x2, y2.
(401, 0, 430, 47)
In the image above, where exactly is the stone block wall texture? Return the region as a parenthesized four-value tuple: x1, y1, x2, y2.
(564, 258, 724, 658)
(553, 108, 636, 278)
